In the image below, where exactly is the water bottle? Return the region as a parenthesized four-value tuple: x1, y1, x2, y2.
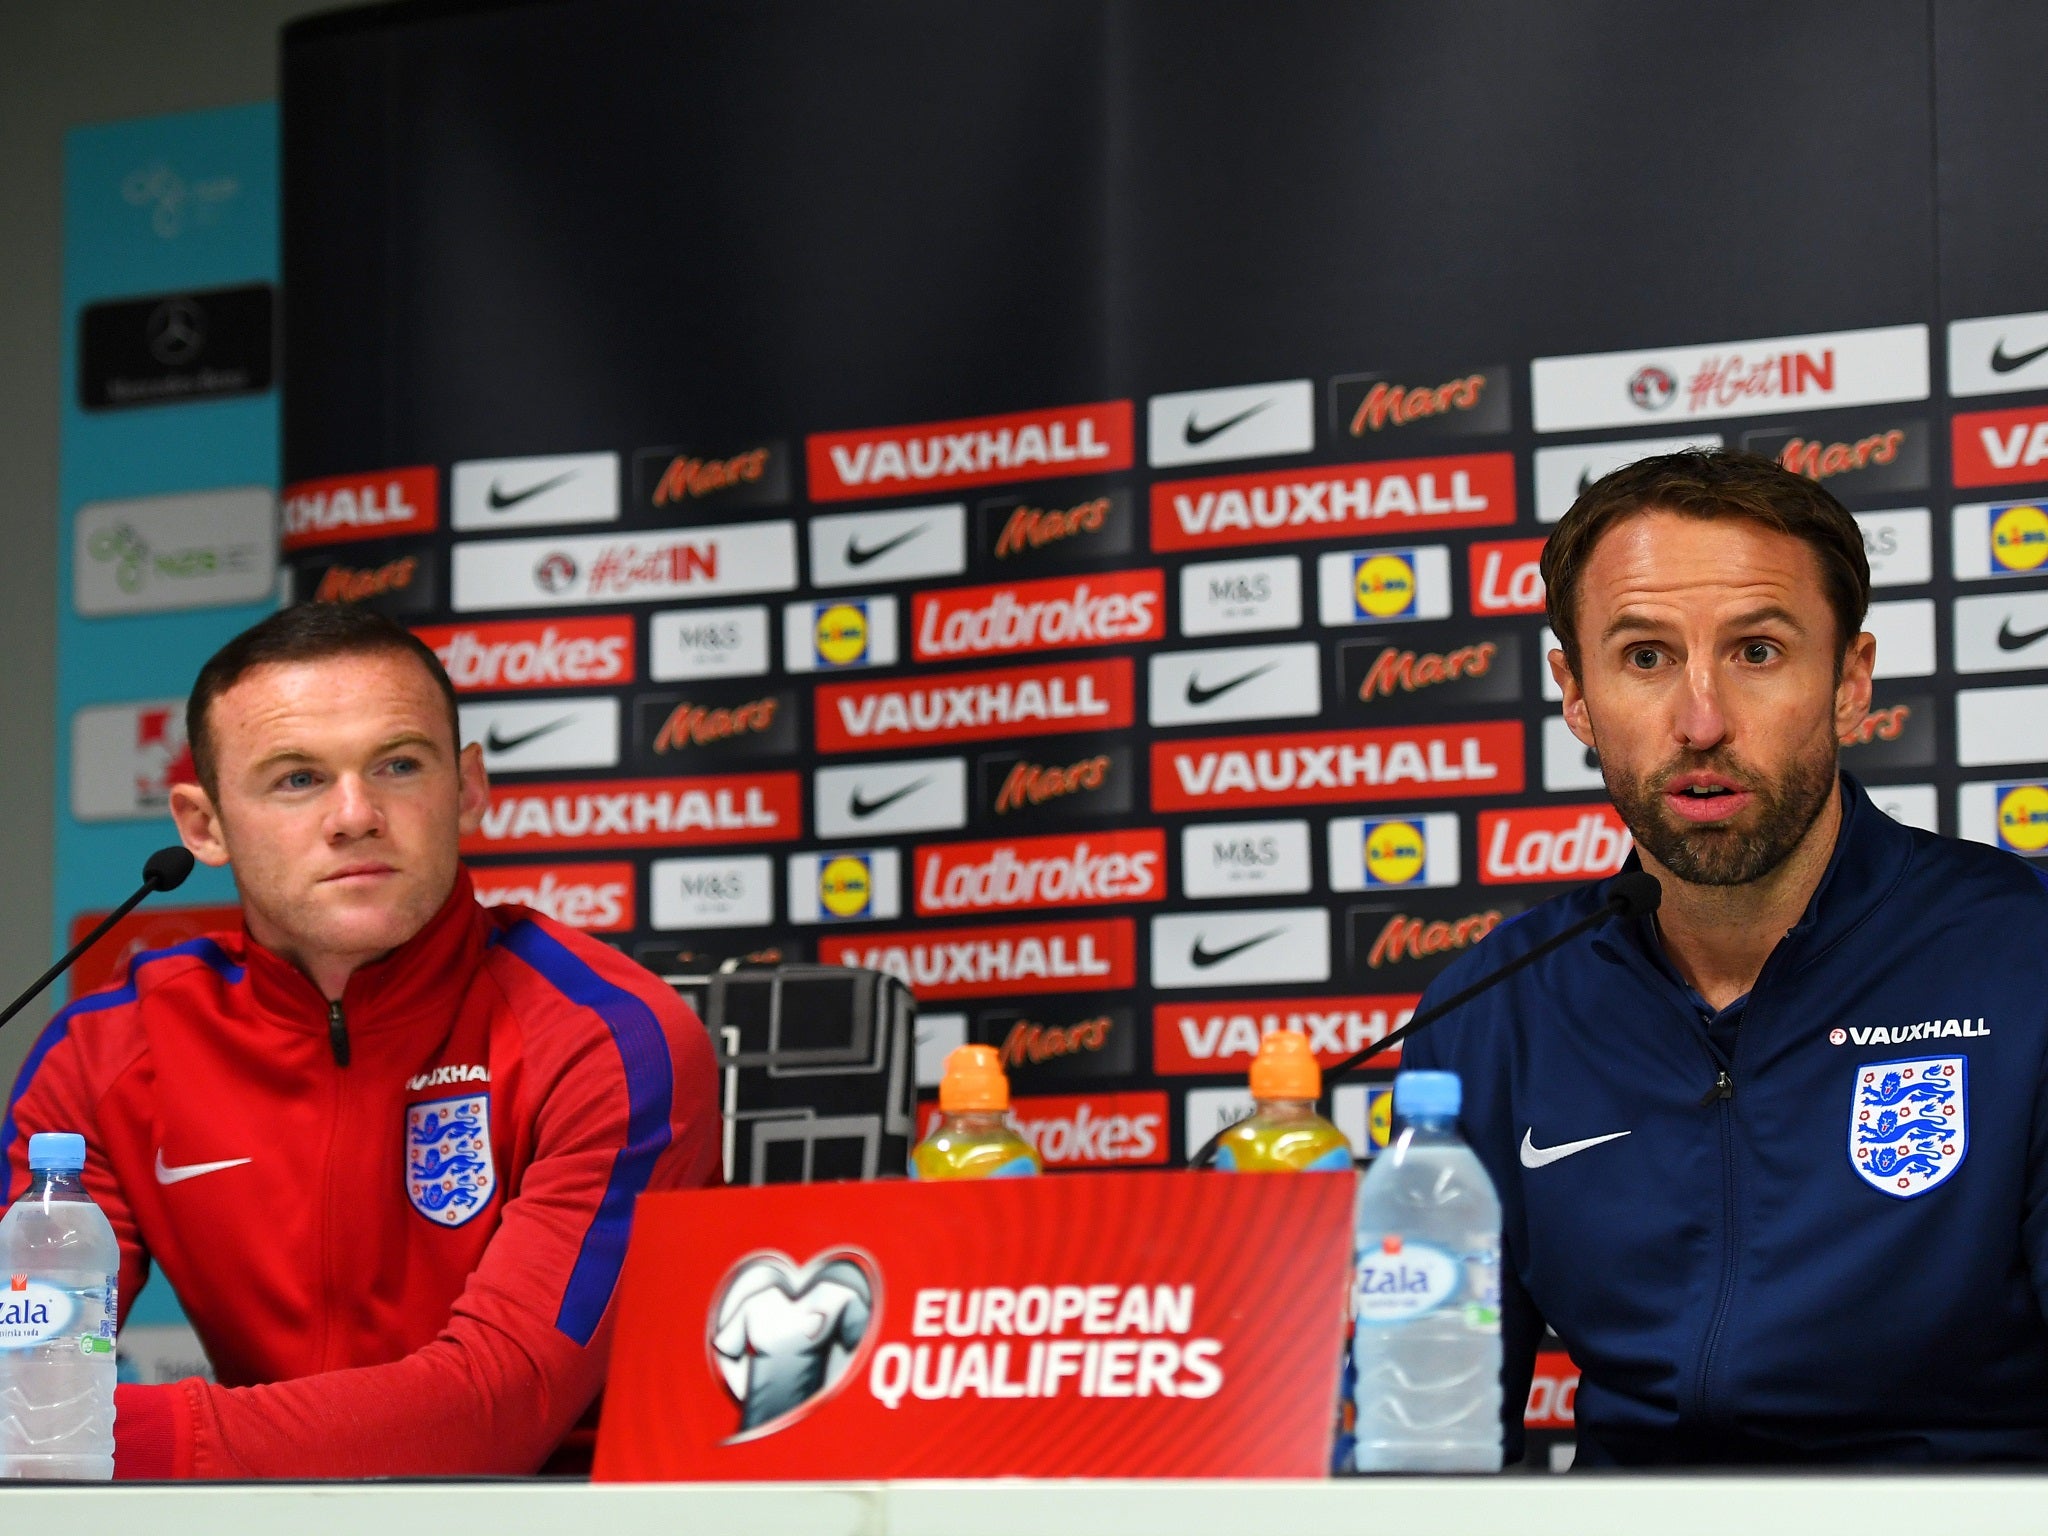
(0, 1133, 118, 1479)
(1212, 1030, 1352, 1171)
(1349, 1070, 1502, 1473)
(908, 1046, 1042, 1179)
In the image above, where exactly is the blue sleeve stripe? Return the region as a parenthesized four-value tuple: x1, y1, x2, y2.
(1, 937, 244, 1191)
(497, 920, 675, 1347)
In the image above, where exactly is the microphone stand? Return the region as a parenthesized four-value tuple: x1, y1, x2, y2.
(0, 847, 197, 1035)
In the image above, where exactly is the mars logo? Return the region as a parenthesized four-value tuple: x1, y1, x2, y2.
(1629, 366, 1675, 410)
(709, 1249, 878, 1441)
(632, 441, 790, 511)
(1992, 505, 2048, 572)
(1998, 784, 2048, 853)
(1331, 368, 1509, 439)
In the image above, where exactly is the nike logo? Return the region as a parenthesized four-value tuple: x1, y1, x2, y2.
(1183, 400, 1272, 447)
(844, 526, 925, 567)
(1519, 1128, 1630, 1169)
(485, 717, 573, 753)
(487, 470, 579, 510)
(1998, 618, 2048, 651)
(1991, 338, 2048, 375)
(1185, 660, 1278, 707)
(155, 1150, 252, 1185)
(848, 778, 930, 819)
(1189, 928, 1284, 969)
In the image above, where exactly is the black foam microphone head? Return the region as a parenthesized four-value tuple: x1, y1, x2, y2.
(1608, 868, 1662, 918)
(143, 845, 197, 892)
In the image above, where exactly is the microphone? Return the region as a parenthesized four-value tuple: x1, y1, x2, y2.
(0, 846, 198, 1035)
(1190, 869, 1661, 1170)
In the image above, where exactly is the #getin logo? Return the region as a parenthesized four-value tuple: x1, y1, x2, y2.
(1349, 550, 1420, 620)
(1991, 503, 2048, 574)
(709, 1248, 879, 1443)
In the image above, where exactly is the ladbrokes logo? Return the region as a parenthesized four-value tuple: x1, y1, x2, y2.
(1469, 538, 1547, 616)
(471, 861, 634, 931)
(416, 617, 633, 692)
(1478, 804, 1632, 884)
(1331, 367, 1510, 439)
(281, 467, 437, 550)
(632, 441, 790, 511)
(1151, 722, 1524, 811)
(1150, 452, 1515, 552)
(1153, 996, 1418, 1075)
(1953, 405, 2048, 488)
(819, 917, 1135, 999)
(806, 401, 1134, 502)
(1010, 1092, 1167, 1167)
(816, 658, 1134, 754)
(914, 829, 1165, 916)
(913, 569, 1163, 661)
(460, 773, 800, 853)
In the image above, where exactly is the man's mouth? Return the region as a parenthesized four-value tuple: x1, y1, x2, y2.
(321, 862, 396, 883)
(1662, 774, 1754, 825)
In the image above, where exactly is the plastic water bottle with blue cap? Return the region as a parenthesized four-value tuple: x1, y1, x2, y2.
(0, 1132, 118, 1479)
(1348, 1070, 1502, 1472)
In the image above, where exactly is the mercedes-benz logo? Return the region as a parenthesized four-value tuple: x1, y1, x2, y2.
(146, 299, 205, 365)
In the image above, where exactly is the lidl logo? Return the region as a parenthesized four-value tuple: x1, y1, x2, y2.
(1997, 782, 2048, 853)
(1366, 1084, 1393, 1153)
(1327, 812, 1460, 892)
(818, 854, 875, 919)
(1351, 551, 1419, 619)
(1992, 504, 2048, 573)
(814, 602, 871, 666)
(1363, 820, 1427, 886)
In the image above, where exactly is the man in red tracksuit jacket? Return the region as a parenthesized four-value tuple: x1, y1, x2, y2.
(2, 603, 720, 1478)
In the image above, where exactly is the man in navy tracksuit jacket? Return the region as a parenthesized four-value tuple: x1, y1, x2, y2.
(1405, 450, 2048, 1464)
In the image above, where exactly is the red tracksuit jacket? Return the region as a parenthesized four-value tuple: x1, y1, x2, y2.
(1, 868, 719, 1478)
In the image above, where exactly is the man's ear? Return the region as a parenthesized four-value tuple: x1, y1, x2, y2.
(455, 741, 490, 838)
(1550, 646, 1597, 751)
(1834, 630, 1878, 743)
(168, 782, 231, 868)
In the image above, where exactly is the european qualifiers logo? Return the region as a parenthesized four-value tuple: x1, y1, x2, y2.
(1329, 366, 1511, 442)
(631, 440, 791, 513)
(1336, 627, 1523, 718)
(1952, 502, 2048, 581)
(783, 597, 901, 672)
(975, 741, 1134, 828)
(809, 504, 968, 589)
(294, 549, 439, 616)
(1836, 691, 1934, 768)
(971, 1004, 1136, 1084)
(78, 282, 274, 410)
(633, 685, 800, 768)
(282, 466, 439, 550)
(1345, 894, 1526, 989)
(975, 488, 1134, 573)
(1742, 416, 1928, 496)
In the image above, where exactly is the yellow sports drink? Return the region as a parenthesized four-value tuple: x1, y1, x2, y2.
(909, 1045, 1043, 1179)
(1213, 1031, 1353, 1172)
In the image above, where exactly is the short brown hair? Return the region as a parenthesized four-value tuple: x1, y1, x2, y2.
(186, 603, 459, 797)
(1542, 448, 1870, 674)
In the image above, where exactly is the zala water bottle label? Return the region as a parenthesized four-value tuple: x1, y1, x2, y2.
(1354, 1235, 1460, 1324)
(0, 1277, 78, 1350)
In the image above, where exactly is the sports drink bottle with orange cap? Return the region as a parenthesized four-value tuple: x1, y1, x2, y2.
(908, 1045, 1043, 1179)
(1211, 1030, 1353, 1172)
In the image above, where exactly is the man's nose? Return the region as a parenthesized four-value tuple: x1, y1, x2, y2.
(327, 773, 384, 839)
(1674, 656, 1730, 749)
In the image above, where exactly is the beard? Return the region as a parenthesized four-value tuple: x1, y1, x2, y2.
(1602, 737, 1838, 887)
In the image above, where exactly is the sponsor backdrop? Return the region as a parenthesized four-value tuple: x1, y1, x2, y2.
(280, 0, 2048, 1464)
(57, 105, 283, 1369)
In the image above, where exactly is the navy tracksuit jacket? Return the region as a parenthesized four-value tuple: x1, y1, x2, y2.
(1403, 775, 2048, 1464)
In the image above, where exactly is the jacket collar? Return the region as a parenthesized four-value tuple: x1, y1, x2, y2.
(237, 866, 488, 1036)
(1594, 771, 1914, 975)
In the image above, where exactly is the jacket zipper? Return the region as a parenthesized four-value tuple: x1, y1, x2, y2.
(327, 999, 351, 1067)
(1691, 1072, 1740, 1421)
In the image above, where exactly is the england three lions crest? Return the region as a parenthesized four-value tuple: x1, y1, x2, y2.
(406, 1094, 496, 1227)
(1850, 1056, 1966, 1199)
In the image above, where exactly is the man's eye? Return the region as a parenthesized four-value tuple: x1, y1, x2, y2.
(386, 757, 420, 776)
(280, 770, 317, 791)
(1627, 647, 1661, 669)
(1742, 641, 1776, 664)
